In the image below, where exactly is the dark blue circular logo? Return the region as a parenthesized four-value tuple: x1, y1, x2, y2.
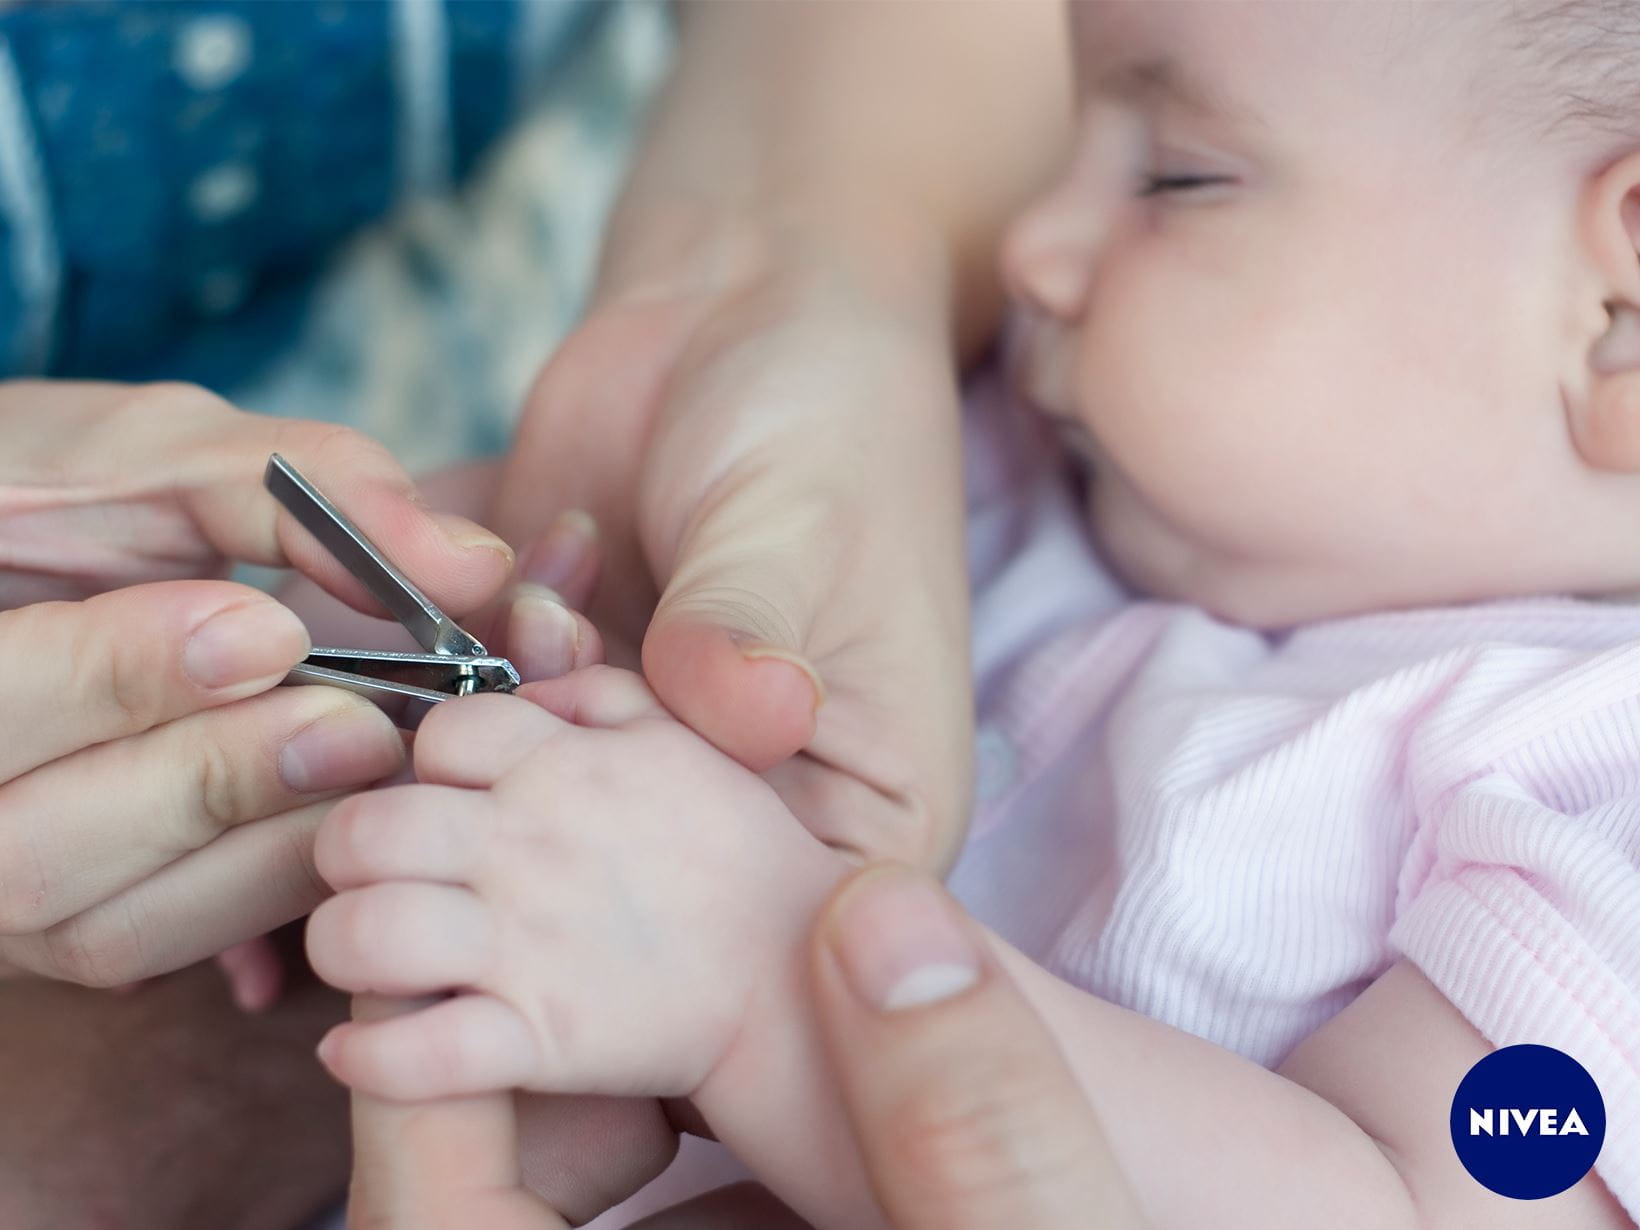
(1450, 1044, 1604, 1199)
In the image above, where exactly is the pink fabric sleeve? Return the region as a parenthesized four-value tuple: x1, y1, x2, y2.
(1390, 651, 1640, 1217)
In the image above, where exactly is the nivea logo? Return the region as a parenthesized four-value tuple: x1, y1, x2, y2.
(1467, 1107, 1589, 1137)
(1450, 1045, 1605, 1199)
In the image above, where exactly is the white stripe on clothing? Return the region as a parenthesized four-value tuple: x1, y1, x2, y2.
(0, 35, 59, 373)
(390, 0, 452, 201)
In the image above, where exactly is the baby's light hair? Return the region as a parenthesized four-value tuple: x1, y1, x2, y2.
(1507, 0, 1640, 145)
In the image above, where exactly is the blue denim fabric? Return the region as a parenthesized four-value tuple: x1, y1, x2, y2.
(0, 0, 599, 388)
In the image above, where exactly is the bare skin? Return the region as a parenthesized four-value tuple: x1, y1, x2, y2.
(0, 931, 350, 1230)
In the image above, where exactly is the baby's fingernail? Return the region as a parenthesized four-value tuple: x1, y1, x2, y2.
(827, 866, 981, 1014)
(508, 583, 579, 679)
(184, 600, 310, 691)
(522, 509, 597, 590)
(280, 701, 404, 793)
(739, 644, 827, 716)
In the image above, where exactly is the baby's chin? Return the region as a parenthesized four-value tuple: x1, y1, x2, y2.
(1085, 482, 1409, 630)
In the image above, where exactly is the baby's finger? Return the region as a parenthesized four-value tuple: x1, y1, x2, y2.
(307, 882, 493, 996)
(412, 693, 565, 789)
(316, 784, 489, 890)
(318, 993, 539, 1101)
(515, 665, 668, 729)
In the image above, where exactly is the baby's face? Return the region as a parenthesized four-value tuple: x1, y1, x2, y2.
(1005, 1, 1633, 626)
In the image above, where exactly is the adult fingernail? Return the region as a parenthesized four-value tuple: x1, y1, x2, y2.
(507, 583, 579, 679)
(827, 866, 981, 1013)
(316, 1029, 341, 1068)
(521, 509, 597, 590)
(280, 702, 404, 794)
(436, 515, 514, 562)
(184, 601, 310, 691)
(740, 643, 827, 716)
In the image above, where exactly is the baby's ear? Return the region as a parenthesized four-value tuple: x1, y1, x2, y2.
(1571, 150, 1640, 470)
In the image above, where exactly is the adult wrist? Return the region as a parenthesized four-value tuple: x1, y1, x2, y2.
(590, 190, 957, 354)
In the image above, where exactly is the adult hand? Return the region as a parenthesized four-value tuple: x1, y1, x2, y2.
(491, 0, 1075, 873)
(804, 863, 1146, 1230)
(0, 380, 515, 985)
(495, 259, 975, 871)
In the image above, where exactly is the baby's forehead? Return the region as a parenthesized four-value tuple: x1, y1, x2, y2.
(1066, 0, 1627, 148)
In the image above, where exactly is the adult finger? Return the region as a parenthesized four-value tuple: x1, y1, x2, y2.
(463, 509, 603, 682)
(0, 581, 309, 782)
(501, 583, 606, 683)
(0, 686, 402, 935)
(317, 993, 540, 1101)
(175, 409, 516, 619)
(0, 797, 337, 984)
(346, 992, 676, 1230)
(351, 1081, 571, 1230)
(515, 509, 602, 611)
(810, 865, 1146, 1230)
(5, 383, 514, 619)
(640, 539, 827, 774)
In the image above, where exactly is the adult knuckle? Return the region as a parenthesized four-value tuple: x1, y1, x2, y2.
(0, 890, 46, 939)
(279, 421, 397, 482)
(880, 1059, 1071, 1203)
(191, 734, 247, 835)
(0, 833, 51, 937)
(125, 380, 231, 424)
(667, 583, 804, 658)
(70, 601, 159, 729)
(40, 914, 140, 987)
(276, 811, 331, 908)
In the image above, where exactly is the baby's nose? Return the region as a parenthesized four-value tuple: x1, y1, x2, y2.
(1000, 197, 1098, 320)
(999, 114, 1119, 321)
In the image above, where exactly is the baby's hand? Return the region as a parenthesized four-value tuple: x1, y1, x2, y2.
(305, 666, 850, 1103)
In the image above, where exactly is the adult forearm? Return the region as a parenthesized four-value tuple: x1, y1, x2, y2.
(595, 0, 1072, 354)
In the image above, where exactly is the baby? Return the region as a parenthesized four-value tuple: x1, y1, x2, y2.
(307, 2, 1639, 1226)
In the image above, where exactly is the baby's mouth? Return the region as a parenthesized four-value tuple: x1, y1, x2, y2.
(1000, 304, 1081, 426)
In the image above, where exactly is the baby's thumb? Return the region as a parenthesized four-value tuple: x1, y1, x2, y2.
(641, 562, 825, 774)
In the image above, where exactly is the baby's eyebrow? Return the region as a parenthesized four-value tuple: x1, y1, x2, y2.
(1092, 58, 1251, 126)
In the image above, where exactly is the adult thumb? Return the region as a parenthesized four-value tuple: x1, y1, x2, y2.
(809, 865, 1148, 1230)
(641, 540, 826, 774)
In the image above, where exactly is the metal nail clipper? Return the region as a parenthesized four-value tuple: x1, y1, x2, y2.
(264, 454, 520, 728)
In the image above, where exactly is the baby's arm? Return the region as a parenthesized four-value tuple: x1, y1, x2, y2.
(306, 669, 1628, 1229)
(686, 916, 1627, 1230)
